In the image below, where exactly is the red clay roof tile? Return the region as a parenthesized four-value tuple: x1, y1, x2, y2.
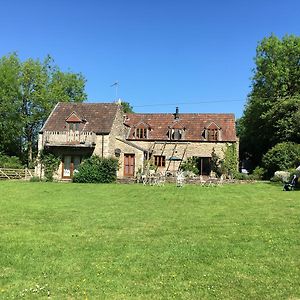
(125, 113, 237, 141)
(41, 102, 119, 134)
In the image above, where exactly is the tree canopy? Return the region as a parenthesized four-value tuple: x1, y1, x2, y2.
(239, 35, 300, 167)
(121, 101, 134, 113)
(0, 53, 86, 165)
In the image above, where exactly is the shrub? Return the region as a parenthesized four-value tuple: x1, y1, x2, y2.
(272, 171, 290, 183)
(262, 142, 300, 178)
(73, 156, 119, 183)
(0, 153, 23, 169)
(180, 157, 199, 175)
(222, 144, 238, 178)
(30, 176, 43, 182)
(210, 148, 223, 178)
(39, 151, 61, 182)
(251, 166, 265, 180)
(234, 173, 249, 180)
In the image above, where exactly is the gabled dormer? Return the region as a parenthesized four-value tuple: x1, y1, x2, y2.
(132, 121, 150, 139)
(203, 122, 221, 141)
(66, 112, 82, 131)
(167, 120, 186, 140)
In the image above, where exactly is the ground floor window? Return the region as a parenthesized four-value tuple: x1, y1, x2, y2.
(62, 155, 82, 178)
(154, 155, 166, 167)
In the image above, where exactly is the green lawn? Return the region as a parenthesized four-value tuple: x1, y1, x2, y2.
(0, 181, 299, 299)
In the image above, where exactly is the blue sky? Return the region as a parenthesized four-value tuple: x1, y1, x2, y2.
(1, 0, 300, 117)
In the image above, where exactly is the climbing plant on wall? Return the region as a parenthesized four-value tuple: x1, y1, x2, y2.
(39, 151, 61, 182)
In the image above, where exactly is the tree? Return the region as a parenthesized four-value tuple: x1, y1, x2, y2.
(240, 35, 300, 166)
(0, 53, 87, 165)
(0, 54, 23, 155)
(121, 101, 134, 113)
(262, 142, 300, 178)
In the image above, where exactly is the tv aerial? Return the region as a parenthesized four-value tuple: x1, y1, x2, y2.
(110, 81, 119, 99)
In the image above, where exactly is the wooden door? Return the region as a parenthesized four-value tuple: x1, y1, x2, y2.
(62, 155, 81, 179)
(63, 155, 72, 178)
(124, 154, 135, 177)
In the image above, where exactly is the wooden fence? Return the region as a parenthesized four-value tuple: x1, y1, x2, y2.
(0, 168, 35, 180)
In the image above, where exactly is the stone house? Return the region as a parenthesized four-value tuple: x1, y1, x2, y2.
(37, 102, 238, 179)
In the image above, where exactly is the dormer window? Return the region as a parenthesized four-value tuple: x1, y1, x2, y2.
(168, 124, 185, 140)
(170, 128, 183, 140)
(133, 121, 150, 139)
(207, 128, 218, 141)
(136, 127, 148, 139)
(204, 122, 221, 141)
(69, 122, 80, 131)
(66, 112, 82, 132)
(168, 119, 185, 140)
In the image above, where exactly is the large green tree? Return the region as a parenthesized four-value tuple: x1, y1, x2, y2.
(239, 35, 300, 166)
(0, 54, 22, 156)
(0, 53, 87, 165)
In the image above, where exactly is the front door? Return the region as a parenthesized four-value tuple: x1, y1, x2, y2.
(62, 155, 81, 179)
(124, 154, 135, 177)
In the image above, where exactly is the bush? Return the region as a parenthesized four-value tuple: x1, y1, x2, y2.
(262, 142, 300, 178)
(73, 156, 119, 183)
(39, 151, 61, 182)
(30, 176, 43, 182)
(180, 157, 199, 175)
(222, 144, 238, 178)
(234, 173, 249, 180)
(210, 148, 223, 178)
(0, 153, 24, 168)
(251, 166, 265, 180)
(272, 171, 290, 183)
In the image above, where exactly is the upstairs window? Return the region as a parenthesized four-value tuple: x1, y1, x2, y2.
(66, 112, 82, 132)
(170, 128, 183, 140)
(154, 155, 166, 167)
(69, 122, 80, 131)
(207, 128, 218, 141)
(135, 127, 148, 139)
(204, 122, 220, 141)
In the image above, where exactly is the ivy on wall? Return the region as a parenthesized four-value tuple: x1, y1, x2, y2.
(39, 151, 61, 182)
(222, 144, 238, 178)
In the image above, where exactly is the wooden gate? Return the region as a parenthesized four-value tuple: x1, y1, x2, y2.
(0, 168, 34, 180)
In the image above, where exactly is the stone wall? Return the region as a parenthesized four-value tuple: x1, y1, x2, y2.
(115, 139, 144, 178)
(108, 105, 127, 154)
(93, 134, 109, 157)
(125, 140, 239, 174)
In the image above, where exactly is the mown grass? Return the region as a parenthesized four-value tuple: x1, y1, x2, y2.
(0, 181, 299, 299)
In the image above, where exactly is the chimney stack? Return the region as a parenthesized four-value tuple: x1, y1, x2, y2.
(174, 107, 179, 119)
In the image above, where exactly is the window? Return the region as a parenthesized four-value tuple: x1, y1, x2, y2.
(204, 122, 220, 141)
(69, 122, 79, 131)
(170, 128, 182, 140)
(207, 128, 218, 141)
(135, 127, 147, 139)
(154, 155, 166, 167)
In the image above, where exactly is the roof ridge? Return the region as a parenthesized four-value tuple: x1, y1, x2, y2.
(58, 102, 118, 105)
(127, 112, 235, 115)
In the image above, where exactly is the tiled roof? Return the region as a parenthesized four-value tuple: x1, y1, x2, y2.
(124, 113, 237, 141)
(41, 102, 119, 134)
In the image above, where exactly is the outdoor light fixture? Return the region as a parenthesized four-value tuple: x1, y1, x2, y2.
(114, 148, 121, 157)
